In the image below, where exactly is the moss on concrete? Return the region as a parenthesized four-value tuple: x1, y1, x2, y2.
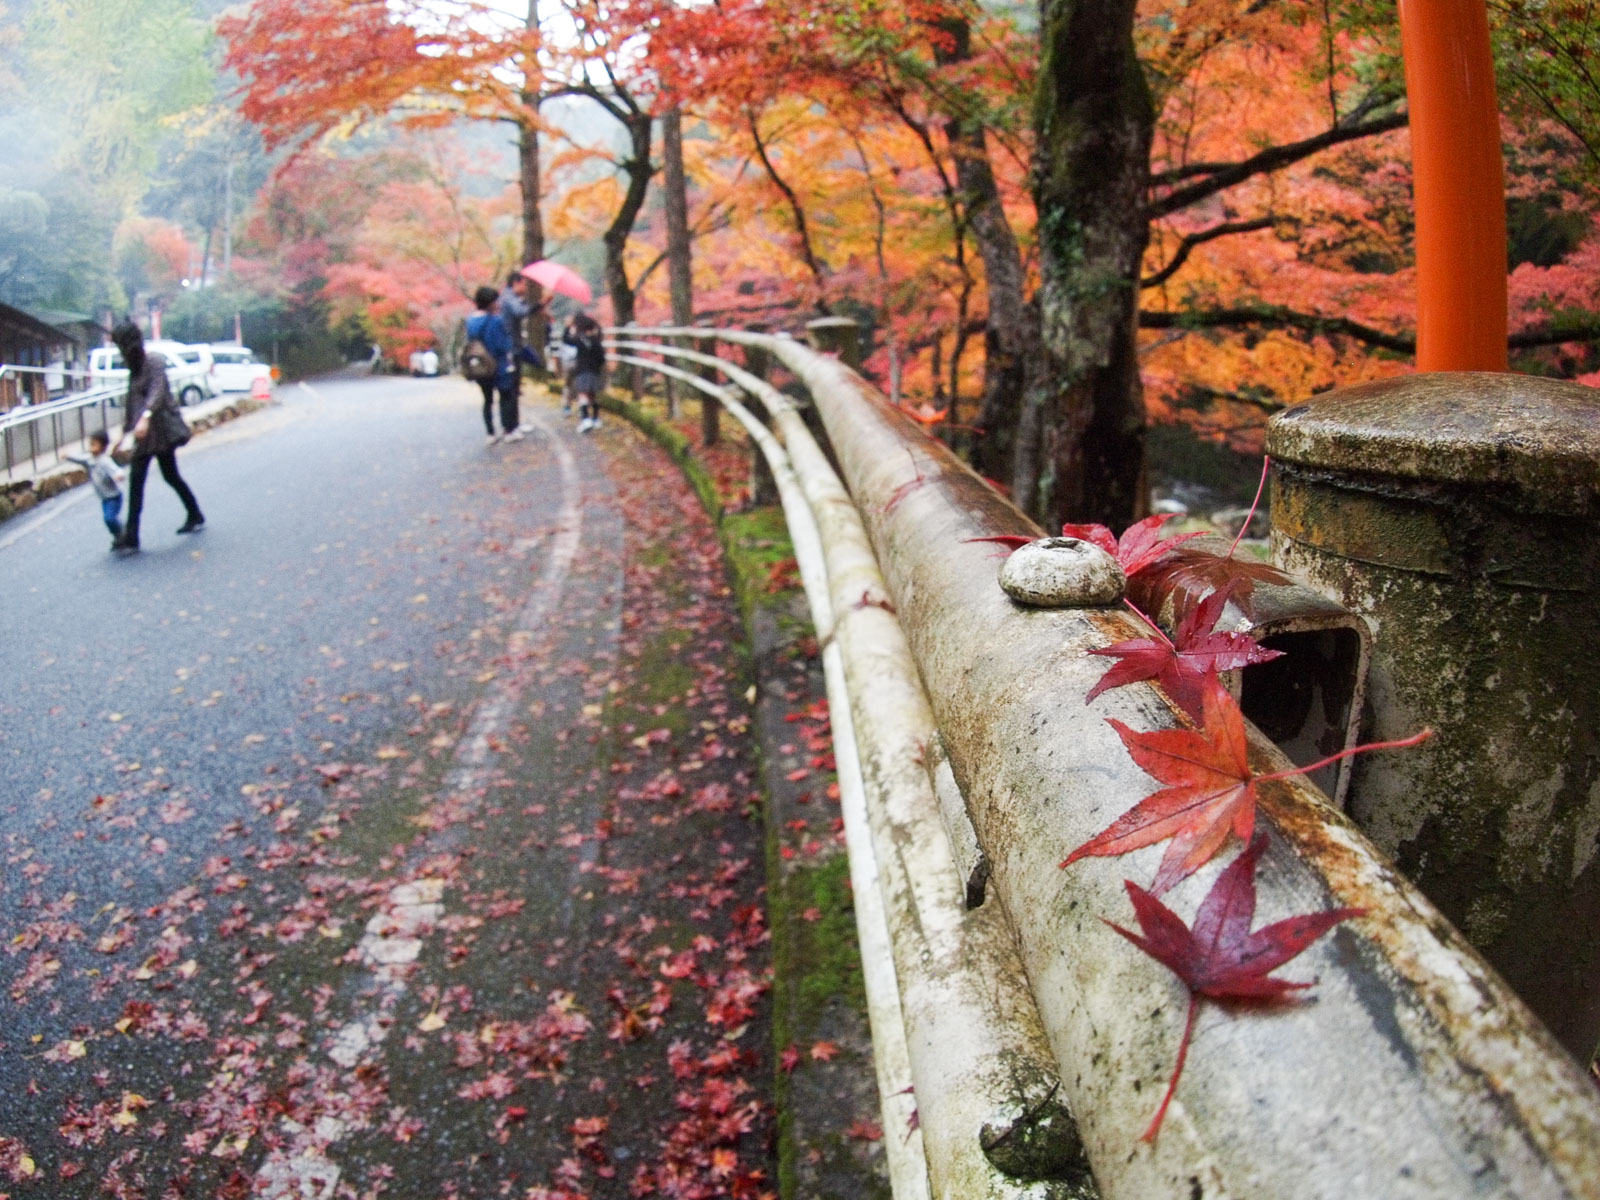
(778, 854, 865, 1029)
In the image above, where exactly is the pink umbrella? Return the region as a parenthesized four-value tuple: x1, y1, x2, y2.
(520, 260, 593, 304)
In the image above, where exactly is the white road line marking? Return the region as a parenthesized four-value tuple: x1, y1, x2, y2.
(257, 407, 586, 1197)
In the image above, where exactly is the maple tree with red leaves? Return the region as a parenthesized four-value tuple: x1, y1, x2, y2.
(1105, 832, 1364, 1141)
(205, 0, 1600, 486)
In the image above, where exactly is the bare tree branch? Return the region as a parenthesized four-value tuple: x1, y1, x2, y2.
(1139, 306, 1414, 351)
(1510, 321, 1600, 348)
(746, 109, 827, 289)
(1141, 217, 1276, 288)
(1148, 110, 1408, 218)
(1140, 305, 1600, 354)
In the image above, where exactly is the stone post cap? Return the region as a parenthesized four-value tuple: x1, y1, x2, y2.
(1267, 372, 1600, 512)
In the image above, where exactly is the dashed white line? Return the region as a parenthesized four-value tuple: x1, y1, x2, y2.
(257, 408, 586, 1198)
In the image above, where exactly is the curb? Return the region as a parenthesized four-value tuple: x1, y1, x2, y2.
(596, 387, 892, 1198)
(0, 395, 272, 527)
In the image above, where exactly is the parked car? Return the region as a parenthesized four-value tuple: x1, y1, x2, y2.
(154, 342, 220, 402)
(207, 343, 274, 393)
(88, 341, 217, 406)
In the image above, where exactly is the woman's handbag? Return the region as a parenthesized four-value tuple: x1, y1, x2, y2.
(156, 403, 192, 448)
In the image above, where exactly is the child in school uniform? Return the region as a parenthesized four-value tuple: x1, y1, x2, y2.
(65, 431, 126, 548)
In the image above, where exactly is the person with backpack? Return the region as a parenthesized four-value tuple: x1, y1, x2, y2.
(463, 285, 522, 445)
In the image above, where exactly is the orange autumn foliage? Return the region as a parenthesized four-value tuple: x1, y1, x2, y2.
(218, 0, 1600, 444)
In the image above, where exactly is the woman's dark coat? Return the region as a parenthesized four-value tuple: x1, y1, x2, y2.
(122, 353, 184, 458)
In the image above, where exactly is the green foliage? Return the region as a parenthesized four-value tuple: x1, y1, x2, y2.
(22, 0, 213, 190)
(0, 179, 123, 310)
(0, 187, 49, 285)
(1492, 0, 1600, 179)
(0, 0, 216, 312)
(145, 112, 272, 260)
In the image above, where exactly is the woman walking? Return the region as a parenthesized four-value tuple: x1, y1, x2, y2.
(112, 321, 204, 554)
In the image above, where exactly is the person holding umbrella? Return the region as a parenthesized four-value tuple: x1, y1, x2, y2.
(520, 260, 593, 307)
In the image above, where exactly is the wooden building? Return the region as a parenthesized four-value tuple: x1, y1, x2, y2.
(0, 302, 85, 410)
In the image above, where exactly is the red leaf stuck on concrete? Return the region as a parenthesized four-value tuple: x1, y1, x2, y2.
(1105, 833, 1363, 1141)
(1062, 513, 1201, 578)
(968, 513, 1200, 571)
(1085, 583, 1284, 718)
(1064, 677, 1429, 894)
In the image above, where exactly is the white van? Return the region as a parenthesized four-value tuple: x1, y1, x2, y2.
(207, 343, 273, 393)
(88, 341, 217, 406)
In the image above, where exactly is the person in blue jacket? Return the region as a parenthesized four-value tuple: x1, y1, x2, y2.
(466, 285, 523, 444)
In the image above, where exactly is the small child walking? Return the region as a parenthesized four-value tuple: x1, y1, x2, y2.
(66, 431, 126, 548)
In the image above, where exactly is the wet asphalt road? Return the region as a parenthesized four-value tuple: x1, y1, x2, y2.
(0, 376, 776, 1197)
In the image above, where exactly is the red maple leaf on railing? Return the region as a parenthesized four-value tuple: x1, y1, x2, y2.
(1105, 832, 1364, 1141)
(1086, 583, 1283, 718)
(967, 512, 1200, 571)
(1063, 677, 1429, 894)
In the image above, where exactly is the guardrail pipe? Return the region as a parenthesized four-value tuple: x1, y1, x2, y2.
(615, 340, 1093, 1196)
(609, 353, 934, 1196)
(655, 329, 1600, 1198)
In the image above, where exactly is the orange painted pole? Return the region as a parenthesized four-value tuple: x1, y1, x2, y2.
(1398, 0, 1509, 371)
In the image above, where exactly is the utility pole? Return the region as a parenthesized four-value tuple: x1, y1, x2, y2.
(223, 149, 234, 279)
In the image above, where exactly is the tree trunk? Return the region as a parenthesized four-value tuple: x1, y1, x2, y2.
(1027, 0, 1153, 530)
(663, 108, 693, 330)
(519, 2, 547, 348)
(602, 110, 654, 330)
(933, 18, 1034, 485)
(518, 106, 548, 349)
(664, 107, 718, 444)
(519, 108, 543, 271)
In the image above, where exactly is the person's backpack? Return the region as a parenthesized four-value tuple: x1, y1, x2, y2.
(460, 320, 497, 381)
